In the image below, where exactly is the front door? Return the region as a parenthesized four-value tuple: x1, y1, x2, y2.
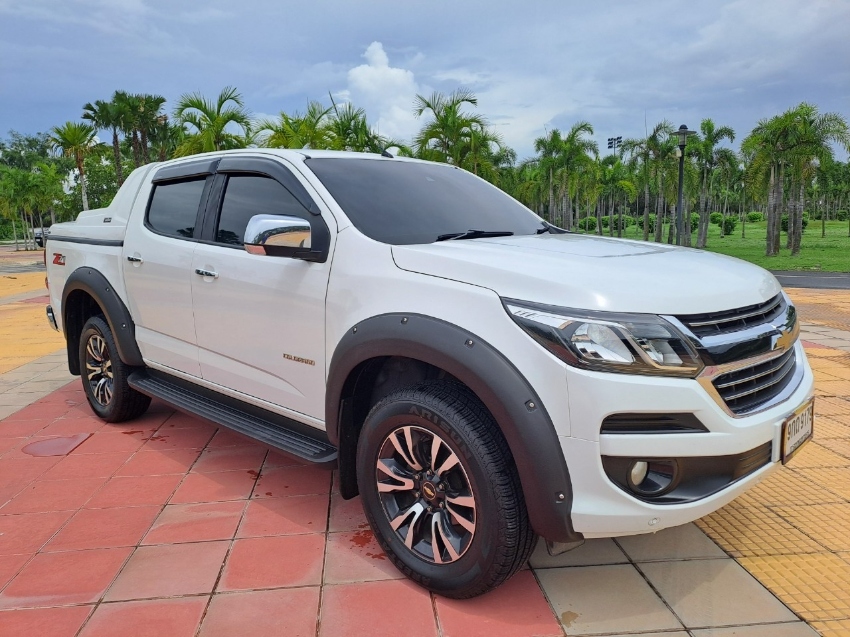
(190, 164, 333, 423)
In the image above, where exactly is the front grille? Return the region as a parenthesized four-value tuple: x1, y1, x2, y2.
(712, 348, 797, 414)
(677, 294, 785, 337)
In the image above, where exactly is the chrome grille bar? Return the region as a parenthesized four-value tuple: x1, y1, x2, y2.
(711, 348, 798, 414)
(677, 294, 785, 337)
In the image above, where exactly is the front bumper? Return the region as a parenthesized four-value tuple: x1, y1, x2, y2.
(558, 340, 814, 538)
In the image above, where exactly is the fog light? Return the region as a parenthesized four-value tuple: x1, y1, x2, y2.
(628, 460, 677, 496)
(629, 461, 649, 487)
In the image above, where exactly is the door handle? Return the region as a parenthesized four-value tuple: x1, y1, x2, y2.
(195, 268, 219, 279)
(126, 255, 143, 263)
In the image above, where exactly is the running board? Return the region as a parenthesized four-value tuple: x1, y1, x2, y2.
(128, 371, 337, 465)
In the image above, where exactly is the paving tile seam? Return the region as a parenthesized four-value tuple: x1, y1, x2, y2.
(68, 436, 269, 636)
(611, 537, 688, 632)
(528, 568, 569, 637)
(313, 480, 336, 637)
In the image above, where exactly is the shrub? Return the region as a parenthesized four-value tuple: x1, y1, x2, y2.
(746, 212, 764, 223)
(709, 212, 723, 225)
(577, 216, 597, 232)
(781, 214, 809, 233)
(721, 216, 738, 235)
(836, 209, 848, 222)
(620, 214, 636, 228)
(690, 213, 700, 232)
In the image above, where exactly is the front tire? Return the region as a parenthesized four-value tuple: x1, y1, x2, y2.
(356, 380, 535, 598)
(79, 315, 150, 423)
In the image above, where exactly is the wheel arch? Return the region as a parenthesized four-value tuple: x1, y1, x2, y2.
(326, 313, 582, 544)
(61, 267, 144, 375)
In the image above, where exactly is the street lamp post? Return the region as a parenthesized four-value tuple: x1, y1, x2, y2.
(672, 124, 696, 246)
(607, 136, 622, 236)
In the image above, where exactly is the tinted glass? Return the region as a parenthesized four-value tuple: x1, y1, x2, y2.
(217, 175, 309, 245)
(147, 178, 206, 239)
(306, 159, 543, 245)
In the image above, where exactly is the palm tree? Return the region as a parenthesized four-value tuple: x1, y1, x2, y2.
(148, 115, 184, 162)
(136, 94, 167, 164)
(598, 156, 637, 237)
(49, 122, 98, 211)
(259, 101, 333, 150)
(113, 91, 144, 167)
(413, 89, 486, 165)
(691, 119, 735, 248)
(173, 86, 252, 156)
(744, 103, 849, 256)
(786, 104, 849, 253)
(534, 129, 564, 223)
(557, 122, 597, 229)
(623, 121, 673, 241)
(83, 98, 128, 185)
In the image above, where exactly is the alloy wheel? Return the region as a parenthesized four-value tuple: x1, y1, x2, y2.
(375, 425, 476, 564)
(85, 332, 113, 406)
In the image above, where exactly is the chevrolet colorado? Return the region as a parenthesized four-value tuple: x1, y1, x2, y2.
(44, 149, 814, 597)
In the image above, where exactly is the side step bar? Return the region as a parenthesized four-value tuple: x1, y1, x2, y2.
(128, 371, 337, 465)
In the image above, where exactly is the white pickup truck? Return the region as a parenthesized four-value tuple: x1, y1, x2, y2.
(45, 149, 814, 597)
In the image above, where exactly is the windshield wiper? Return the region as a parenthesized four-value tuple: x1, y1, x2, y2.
(536, 223, 568, 234)
(436, 229, 515, 242)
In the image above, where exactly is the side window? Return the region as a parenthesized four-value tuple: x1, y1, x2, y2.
(216, 175, 309, 246)
(147, 178, 207, 239)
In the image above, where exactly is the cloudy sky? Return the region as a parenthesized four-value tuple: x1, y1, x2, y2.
(1, 0, 848, 159)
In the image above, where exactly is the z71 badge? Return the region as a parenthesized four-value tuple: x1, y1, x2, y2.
(52, 253, 66, 266)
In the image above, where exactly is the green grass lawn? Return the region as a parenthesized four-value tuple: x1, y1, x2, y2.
(600, 219, 850, 272)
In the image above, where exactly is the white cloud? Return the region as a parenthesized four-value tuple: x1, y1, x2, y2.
(344, 42, 422, 141)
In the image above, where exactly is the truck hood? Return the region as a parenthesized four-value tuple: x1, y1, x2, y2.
(391, 233, 781, 315)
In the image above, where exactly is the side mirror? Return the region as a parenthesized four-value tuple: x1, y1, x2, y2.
(244, 214, 313, 258)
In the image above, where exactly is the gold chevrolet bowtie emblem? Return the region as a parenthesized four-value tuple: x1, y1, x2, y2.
(772, 319, 798, 351)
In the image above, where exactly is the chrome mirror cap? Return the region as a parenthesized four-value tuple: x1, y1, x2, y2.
(244, 214, 312, 256)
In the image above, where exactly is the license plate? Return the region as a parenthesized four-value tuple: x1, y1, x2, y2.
(781, 398, 814, 464)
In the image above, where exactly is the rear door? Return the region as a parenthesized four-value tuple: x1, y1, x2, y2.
(190, 156, 334, 422)
(122, 160, 216, 377)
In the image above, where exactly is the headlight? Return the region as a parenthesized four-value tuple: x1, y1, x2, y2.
(504, 299, 704, 378)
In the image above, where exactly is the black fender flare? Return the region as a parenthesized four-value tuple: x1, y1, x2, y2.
(61, 267, 144, 373)
(326, 313, 582, 543)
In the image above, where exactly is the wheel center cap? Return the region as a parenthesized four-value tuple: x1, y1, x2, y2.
(422, 482, 438, 501)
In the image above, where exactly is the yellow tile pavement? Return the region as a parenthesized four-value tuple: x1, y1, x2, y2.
(0, 271, 65, 374)
(698, 323, 850, 635)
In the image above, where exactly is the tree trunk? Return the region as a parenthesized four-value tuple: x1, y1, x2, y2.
(11, 215, 18, 251)
(642, 183, 650, 241)
(618, 193, 624, 238)
(131, 129, 141, 168)
(766, 164, 777, 256)
(654, 194, 663, 243)
(608, 195, 614, 237)
(112, 127, 124, 186)
(595, 198, 602, 235)
(548, 167, 554, 224)
(786, 177, 796, 250)
(792, 182, 804, 255)
(697, 168, 709, 248)
(774, 164, 785, 255)
(720, 190, 729, 238)
(19, 211, 31, 250)
(666, 201, 675, 244)
(77, 154, 90, 211)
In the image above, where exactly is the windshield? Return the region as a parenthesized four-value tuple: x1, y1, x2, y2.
(305, 158, 544, 245)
